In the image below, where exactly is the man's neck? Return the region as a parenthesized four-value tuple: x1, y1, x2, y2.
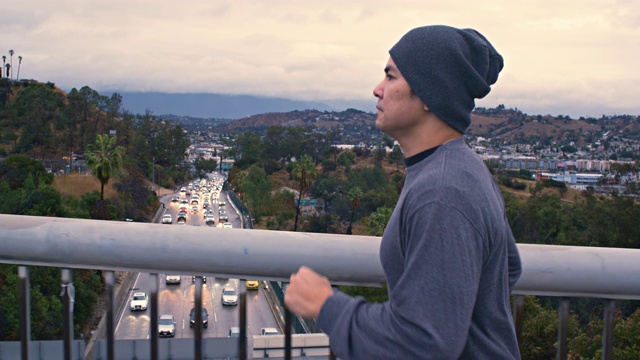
(399, 117, 463, 158)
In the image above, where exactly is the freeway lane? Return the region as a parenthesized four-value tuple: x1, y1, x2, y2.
(115, 179, 279, 344)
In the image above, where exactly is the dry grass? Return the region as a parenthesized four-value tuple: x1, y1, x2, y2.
(501, 178, 583, 204)
(52, 174, 118, 199)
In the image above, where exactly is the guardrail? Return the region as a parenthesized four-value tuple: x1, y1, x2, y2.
(1, 214, 640, 359)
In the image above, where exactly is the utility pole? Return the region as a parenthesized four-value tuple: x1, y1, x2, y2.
(152, 156, 155, 193)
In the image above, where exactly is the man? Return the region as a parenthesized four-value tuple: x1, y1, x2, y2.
(285, 25, 522, 359)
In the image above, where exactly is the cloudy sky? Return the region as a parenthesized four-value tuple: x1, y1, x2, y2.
(1, 0, 638, 118)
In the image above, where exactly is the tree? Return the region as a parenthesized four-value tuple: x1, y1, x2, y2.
(241, 165, 272, 221)
(388, 144, 404, 168)
(366, 206, 394, 236)
(193, 157, 218, 178)
(291, 154, 317, 231)
(84, 134, 125, 219)
(346, 186, 363, 234)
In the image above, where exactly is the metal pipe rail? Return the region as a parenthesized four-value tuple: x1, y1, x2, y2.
(1, 214, 640, 299)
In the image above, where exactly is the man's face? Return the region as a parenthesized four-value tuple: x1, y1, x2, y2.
(373, 57, 426, 140)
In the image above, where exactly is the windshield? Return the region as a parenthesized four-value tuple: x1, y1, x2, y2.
(133, 295, 145, 300)
(158, 318, 173, 325)
(223, 289, 236, 296)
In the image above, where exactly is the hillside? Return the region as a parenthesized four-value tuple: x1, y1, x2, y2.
(205, 107, 640, 149)
(468, 108, 640, 145)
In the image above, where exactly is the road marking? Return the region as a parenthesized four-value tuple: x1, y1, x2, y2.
(115, 272, 141, 334)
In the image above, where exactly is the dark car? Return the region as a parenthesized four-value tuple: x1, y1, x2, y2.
(189, 307, 209, 328)
(192, 275, 207, 283)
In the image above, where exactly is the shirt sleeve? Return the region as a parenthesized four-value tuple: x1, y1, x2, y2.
(316, 201, 485, 359)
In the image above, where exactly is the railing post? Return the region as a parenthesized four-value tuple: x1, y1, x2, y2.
(104, 271, 115, 360)
(602, 299, 616, 360)
(150, 273, 159, 360)
(18, 266, 30, 360)
(285, 308, 292, 360)
(61, 269, 74, 360)
(512, 295, 524, 350)
(239, 292, 247, 360)
(194, 276, 203, 360)
(556, 297, 569, 360)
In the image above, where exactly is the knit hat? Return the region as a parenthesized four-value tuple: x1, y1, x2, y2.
(389, 25, 503, 134)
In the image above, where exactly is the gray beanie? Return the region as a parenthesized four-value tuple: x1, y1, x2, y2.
(389, 25, 503, 134)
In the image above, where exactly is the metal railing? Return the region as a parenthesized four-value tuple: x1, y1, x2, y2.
(1, 214, 640, 359)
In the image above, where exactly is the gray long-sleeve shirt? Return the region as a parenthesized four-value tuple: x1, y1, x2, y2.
(317, 137, 521, 359)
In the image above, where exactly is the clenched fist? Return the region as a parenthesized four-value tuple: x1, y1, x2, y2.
(284, 266, 334, 319)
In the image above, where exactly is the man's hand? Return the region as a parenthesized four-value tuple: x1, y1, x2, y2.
(284, 266, 334, 319)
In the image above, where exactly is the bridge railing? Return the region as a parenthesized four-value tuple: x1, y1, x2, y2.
(1, 214, 640, 359)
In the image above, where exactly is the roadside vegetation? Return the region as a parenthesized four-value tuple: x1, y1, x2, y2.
(0, 79, 192, 342)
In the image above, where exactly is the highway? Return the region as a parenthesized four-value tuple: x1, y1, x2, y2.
(114, 176, 279, 344)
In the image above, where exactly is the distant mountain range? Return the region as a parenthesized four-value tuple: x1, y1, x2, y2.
(108, 91, 375, 119)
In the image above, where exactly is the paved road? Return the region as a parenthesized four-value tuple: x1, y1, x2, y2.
(115, 178, 279, 344)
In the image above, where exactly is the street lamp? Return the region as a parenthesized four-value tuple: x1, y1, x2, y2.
(152, 156, 156, 194)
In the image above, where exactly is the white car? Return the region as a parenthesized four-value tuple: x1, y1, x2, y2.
(222, 223, 233, 229)
(165, 274, 181, 284)
(260, 327, 279, 335)
(221, 285, 238, 306)
(158, 314, 176, 337)
(161, 214, 172, 224)
(130, 292, 148, 311)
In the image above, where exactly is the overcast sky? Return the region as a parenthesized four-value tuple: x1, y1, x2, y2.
(1, 0, 638, 118)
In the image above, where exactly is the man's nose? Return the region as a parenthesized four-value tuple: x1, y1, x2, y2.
(373, 81, 383, 98)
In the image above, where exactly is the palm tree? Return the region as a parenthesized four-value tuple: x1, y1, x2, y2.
(16, 56, 22, 81)
(84, 134, 125, 219)
(291, 154, 317, 231)
(366, 206, 395, 236)
(8, 50, 13, 80)
(346, 186, 363, 235)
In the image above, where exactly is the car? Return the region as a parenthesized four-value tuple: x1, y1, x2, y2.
(191, 205, 199, 214)
(166, 274, 181, 284)
(219, 214, 229, 223)
(221, 285, 238, 306)
(189, 307, 209, 328)
(158, 314, 176, 337)
(192, 275, 207, 283)
(179, 206, 188, 212)
(161, 214, 172, 224)
(180, 198, 188, 205)
(222, 223, 233, 229)
(171, 195, 180, 202)
(191, 197, 199, 205)
(260, 327, 279, 336)
(245, 280, 259, 290)
(218, 201, 226, 207)
(218, 208, 226, 215)
(130, 292, 148, 311)
(203, 201, 209, 209)
(177, 212, 187, 223)
(228, 326, 240, 337)
(205, 215, 215, 226)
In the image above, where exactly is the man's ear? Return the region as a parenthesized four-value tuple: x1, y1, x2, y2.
(423, 104, 430, 112)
